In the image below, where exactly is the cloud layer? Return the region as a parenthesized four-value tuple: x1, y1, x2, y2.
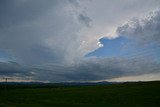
(0, 56, 159, 82)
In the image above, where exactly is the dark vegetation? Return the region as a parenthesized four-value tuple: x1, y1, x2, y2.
(0, 81, 160, 107)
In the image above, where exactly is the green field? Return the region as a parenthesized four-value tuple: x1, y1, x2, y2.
(0, 81, 160, 107)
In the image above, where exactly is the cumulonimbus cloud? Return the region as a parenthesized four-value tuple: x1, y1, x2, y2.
(0, 0, 160, 82)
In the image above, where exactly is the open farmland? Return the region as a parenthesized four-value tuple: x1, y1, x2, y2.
(0, 81, 160, 107)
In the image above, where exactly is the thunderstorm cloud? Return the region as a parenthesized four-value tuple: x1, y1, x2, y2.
(0, 0, 160, 82)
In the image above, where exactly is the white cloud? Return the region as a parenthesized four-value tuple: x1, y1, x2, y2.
(117, 9, 160, 45)
(97, 42, 103, 48)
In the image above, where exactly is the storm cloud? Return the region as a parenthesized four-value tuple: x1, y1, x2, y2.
(0, 0, 160, 82)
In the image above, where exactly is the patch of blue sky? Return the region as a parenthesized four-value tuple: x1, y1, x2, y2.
(85, 37, 132, 58)
(85, 36, 160, 62)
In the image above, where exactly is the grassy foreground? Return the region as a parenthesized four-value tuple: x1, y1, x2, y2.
(0, 81, 160, 107)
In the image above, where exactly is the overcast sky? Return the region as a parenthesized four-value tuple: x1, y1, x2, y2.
(0, 0, 160, 82)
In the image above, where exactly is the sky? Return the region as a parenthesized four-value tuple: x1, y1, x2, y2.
(0, 0, 160, 82)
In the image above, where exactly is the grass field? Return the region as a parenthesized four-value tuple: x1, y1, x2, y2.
(0, 81, 160, 107)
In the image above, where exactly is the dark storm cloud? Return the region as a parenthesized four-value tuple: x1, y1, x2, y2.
(0, 61, 33, 77)
(32, 57, 160, 82)
(117, 9, 160, 45)
(0, 56, 159, 82)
